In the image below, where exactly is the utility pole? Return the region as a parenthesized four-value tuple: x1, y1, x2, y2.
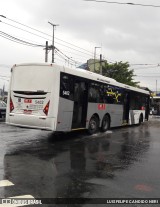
(48, 22, 59, 63)
(45, 41, 48, 62)
(94, 47, 101, 72)
(100, 54, 102, 75)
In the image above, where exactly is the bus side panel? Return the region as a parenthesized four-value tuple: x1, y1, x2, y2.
(129, 110, 145, 125)
(86, 103, 123, 128)
(109, 104, 123, 127)
(56, 97, 73, 131)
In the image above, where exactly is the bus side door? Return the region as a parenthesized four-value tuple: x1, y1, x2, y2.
(123, 91, 130, 123)
(72, 79, 88, 129)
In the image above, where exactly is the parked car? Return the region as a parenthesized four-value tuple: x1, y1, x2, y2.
(0, 100, 7, 119)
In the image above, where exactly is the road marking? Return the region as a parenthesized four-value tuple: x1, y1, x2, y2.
(105, 130, 113, 134)
(0, 180, 14, 187)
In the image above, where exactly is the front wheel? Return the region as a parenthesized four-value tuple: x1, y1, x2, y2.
(88, 116, 99, 135)
(101, 115, 110, 132)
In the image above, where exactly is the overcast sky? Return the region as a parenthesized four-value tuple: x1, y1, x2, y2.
(1, 0, 160, 91)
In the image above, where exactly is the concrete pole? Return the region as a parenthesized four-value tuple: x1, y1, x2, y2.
(48, 22, 59, 63)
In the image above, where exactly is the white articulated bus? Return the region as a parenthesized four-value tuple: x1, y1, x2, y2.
(6, 63, 150, 134)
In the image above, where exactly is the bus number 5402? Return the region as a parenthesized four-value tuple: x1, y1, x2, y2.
(35, 100, 44, 105)
(63, 91, 70, 96)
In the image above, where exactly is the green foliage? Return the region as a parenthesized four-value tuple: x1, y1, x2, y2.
(102, 61, 139, 87)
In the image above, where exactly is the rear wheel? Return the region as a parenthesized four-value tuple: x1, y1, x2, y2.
(88, 116, 99, 135)
(139, 114, 143, 125)
(101, 115, 110, 132)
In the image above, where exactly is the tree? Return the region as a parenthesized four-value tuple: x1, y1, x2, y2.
(102, 61, 139, 87)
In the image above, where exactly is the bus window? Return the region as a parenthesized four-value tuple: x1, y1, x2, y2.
(114, 86, 123, 104)
(104, 85, 122, 104)
(88, 82, 103, 103)
(104, 85, 114, 104)
(130, 93, 139, 110)
(60, 73, 74, 100)
(130, 92, 147, 110)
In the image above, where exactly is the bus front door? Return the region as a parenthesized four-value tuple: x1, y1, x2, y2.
(123, 92, 130, 124)
(72, 80, 88, 129)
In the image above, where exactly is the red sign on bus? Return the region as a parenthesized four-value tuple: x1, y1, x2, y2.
(98, 104, 106, 110)
(24, 99, 32, 103)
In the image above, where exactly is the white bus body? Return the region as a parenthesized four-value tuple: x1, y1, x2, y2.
(150, 96, 160, 115)
(6, 63, 150, 133)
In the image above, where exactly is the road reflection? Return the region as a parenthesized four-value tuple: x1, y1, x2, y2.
(3, 124, 150, 200)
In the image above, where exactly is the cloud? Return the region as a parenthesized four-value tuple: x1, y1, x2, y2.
(0, 0, 160, 90)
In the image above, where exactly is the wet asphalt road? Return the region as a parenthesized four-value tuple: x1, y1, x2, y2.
(0, 117, 160, 207)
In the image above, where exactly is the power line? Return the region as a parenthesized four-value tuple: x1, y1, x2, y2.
(131, 66, 160, 70)
(12, 16, 93, 55)
(55, 52, 74, 66)
(136, 72, 160, 75)
(0, 20, 90, 63)
(0, 33, 33, 47)
(136, 76, 160, 78)
(55, 48, 82, 66)
(5, 15, 158, 66)
(0, 31, 45, 47)
(59, 49, 91, 59)
(84, 0, 160, 8)
(130, 63, 158, 66)
(0, 21, 51, 42)
(56, 48, 75, 63)
(0, 19, 93, 61)
(0, 15, 93, 56)
(2, 15, 160, 68)
(0, 27, 86, 64)
(56, 42, 93, 57)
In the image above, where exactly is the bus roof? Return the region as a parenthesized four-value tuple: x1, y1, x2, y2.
(12, 63, 150, 95)
(152, 96, 160, 99)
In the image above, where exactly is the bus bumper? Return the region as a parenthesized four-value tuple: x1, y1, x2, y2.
(6, 113, 55, 131)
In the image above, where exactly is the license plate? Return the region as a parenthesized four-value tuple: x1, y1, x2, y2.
(24, 99, 32, 103)
(24, 110, 32, 114)
(28, 105, 43, 110)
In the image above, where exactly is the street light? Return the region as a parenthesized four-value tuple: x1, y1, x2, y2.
(94, 46, 101, 72)
(48, 22, 59, 63)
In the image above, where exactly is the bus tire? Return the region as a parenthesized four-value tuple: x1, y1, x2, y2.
(101, 114, 110, 132)
(88, 115, 99, 135)
(139, 114, 143, 125)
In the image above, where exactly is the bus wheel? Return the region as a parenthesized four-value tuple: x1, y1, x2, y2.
(101, 115, 110, 132)
(88, 115, 99, 135)
(139, 114, 143, 125)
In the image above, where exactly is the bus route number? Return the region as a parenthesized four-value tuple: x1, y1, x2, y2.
(63, 90, 70, 96)
(35, 100, 44, 105)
